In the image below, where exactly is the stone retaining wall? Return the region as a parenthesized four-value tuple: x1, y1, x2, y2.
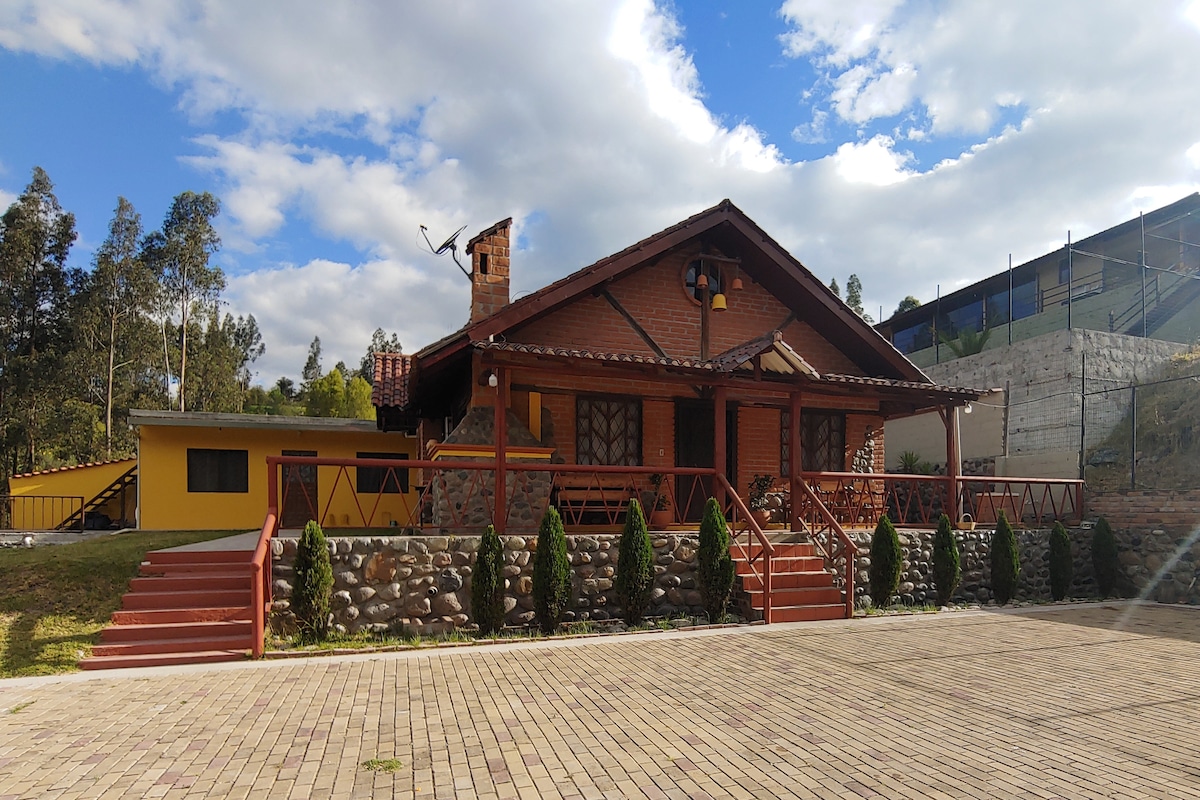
(1086, 490, 1200, 536)
(271, 533, 706, 635)
(850, 524, 1200, 606)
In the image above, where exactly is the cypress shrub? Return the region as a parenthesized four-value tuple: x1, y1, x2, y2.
(615, 498, 655, 625)
(868, 514, 902, 608)
(1048, 521, 1073, 601)
(471, 524, 506, 634)
(697, 497, 734, 623)
(532, 506, 571, 635)
(293, 520, 333, 641)
(1092, 517, 1120, 598)
(990, 511, 1020, 605)
(932, 513, 960, 607)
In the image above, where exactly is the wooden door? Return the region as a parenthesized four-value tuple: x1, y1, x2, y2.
(280, 450, 318, 529)
(674, 401, 737, 522)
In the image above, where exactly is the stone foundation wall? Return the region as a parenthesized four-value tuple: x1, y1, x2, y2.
(850, 525, 1200, 606)
(271, 533, 706, 635)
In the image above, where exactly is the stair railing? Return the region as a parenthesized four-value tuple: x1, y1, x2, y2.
(251, 463, 282, 658)
(717, 474, 774, 623)
(793, 478, 858, 619)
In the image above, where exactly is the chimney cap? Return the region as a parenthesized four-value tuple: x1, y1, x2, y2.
(466, 217, 513, 254)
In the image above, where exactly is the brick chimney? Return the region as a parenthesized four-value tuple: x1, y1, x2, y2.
(467, 217, 512, 323)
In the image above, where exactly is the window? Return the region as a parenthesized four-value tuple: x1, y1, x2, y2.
(682, 259, 722, 303)
(892, 320, 933, 354)
(577, 396, 641, 465)
(780, 410, 846, 475)
(356, 452, 410, 493)
(1011, 277, 1038, 320)
(187, 449, 249, 493)
(1058, 258, 1070, 285)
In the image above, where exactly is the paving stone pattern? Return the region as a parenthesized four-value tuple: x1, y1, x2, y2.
(2, 604, 1200, 799)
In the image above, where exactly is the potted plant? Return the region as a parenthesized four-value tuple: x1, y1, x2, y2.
(644, 473, 673, 529)
(747, 474, 774, 528)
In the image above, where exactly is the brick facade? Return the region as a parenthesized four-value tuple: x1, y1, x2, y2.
(1086, 489, 1200, 535)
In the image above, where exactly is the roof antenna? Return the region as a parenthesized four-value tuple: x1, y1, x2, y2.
(419, 223, 470, 280)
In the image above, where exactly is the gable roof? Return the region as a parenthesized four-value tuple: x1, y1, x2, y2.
(418, 200, 926, 383)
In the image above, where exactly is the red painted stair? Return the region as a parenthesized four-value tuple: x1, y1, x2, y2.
(79, 545, 256, 670)
(731, 540, 848, 623)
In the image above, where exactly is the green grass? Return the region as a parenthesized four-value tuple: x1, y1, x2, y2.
(360, 758, 403, 773)
(0, 529, 244, 677)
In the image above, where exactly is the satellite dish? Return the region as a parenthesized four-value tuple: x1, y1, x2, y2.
(419, 223, 471, 280)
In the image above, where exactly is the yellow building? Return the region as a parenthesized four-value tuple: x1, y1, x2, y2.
(7, 459, 137, 530)
(132, 410, 419, 531)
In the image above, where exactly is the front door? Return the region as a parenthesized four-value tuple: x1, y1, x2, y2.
(674, 400, 737, 522)
(280, 450, 318, 529)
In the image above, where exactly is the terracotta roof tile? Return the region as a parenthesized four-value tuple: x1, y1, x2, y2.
(372, 352, 414, 408)
(13, 457, 136, 480)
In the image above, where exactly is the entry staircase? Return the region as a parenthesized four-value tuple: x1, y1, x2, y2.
(730, 534, 849, 623)
(79, 545, 255, 670)
(57, 464, 137, 531)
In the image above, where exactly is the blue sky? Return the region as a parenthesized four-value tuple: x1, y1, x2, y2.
(2, 1, 1199, 383)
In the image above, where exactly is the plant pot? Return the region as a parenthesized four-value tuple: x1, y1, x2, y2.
(750, 509, 771, 528)
(649, 509, 673, 529)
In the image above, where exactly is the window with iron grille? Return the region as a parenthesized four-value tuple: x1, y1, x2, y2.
(356, 452, 410, 493)
(780, 410, 846, 475)
(187, 448, 249, 493)
(576, 395, 642, 465)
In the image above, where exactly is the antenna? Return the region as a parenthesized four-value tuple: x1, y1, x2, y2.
(419, 223, 470, 280)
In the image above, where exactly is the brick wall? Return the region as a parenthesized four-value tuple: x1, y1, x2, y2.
(737, 406, 781, 490)
(1086, 490, 1200, 535)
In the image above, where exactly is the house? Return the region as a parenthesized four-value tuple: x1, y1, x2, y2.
(371, 200, 989, 532)
(131, 410, 417, 530)
(6, 458, 136, 532)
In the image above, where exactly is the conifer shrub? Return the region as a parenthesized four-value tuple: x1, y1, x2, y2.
(1048, 521, 1073, 601)
(697, 497, 734, 623)
(1092, 517, 1120, 598)
(471, 524, 506, 634)
(932, 513, 960, 606)
(615, 498, 654, 625)
(990, 511, 1020, 605)
(532, 506, 571, 635)
(868, 514, 902, 608)
(293, 520, 333, 641)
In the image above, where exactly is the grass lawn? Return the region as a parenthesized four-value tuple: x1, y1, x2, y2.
(0, 530, 243, 678)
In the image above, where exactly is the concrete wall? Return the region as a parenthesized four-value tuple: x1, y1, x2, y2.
(884, 389, 1004, 470)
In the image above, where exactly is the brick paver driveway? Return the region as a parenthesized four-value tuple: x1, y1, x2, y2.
(1, 603, 1198, 799)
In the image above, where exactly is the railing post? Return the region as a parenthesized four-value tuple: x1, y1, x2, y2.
(845, 553, 855, 619)
(494, 366, 507, 534)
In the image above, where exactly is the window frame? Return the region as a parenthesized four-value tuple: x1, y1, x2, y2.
(186, 448, 249, 493)
(576, 394, 643, 466)
(355, 452, 410, 494)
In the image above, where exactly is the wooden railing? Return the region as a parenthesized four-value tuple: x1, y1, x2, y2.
(718, 474, 774, 623)
(792, 479, 857, 618)
(0, 495, 84, 532)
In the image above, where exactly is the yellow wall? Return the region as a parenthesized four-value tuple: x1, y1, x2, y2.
(137, 425, 418, 531)
(8, 459, 136, 529)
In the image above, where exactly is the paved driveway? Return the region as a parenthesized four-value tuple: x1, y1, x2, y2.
(1, 604, 1198, 799)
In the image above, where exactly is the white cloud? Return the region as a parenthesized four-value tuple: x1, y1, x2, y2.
(834, 135, 914, 185)
(778, 0, 903, 66)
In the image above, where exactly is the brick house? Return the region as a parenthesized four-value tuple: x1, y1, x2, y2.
(373, 200, 989, 532)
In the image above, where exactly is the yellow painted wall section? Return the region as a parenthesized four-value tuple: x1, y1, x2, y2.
(8, 460, 136, 529)
(137, 425, 418, 531)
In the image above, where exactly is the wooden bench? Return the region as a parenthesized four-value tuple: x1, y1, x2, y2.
(552, 474, 644, 525)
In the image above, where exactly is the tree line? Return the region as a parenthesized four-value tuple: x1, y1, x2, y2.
(0, 166, 401, 493)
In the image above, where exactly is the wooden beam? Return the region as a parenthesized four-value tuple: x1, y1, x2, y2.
(494, 367, 508, 534)
(789, 391, 802, 531)
(598, 288, 669, 358)
(944, 404, 960, 525)
(714, 386, 727, 508)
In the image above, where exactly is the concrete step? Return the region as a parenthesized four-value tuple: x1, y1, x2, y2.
(744, 586, 843, 607)
(743, 570, 835, 590)
(129, 574, 248, 593)
(768, 604, 847, 623)
(111, 606, 253, 625)
(79, 650, 247, 671)
(139, 560, 254, 577)
(734, 555, 825, 574)
(144, 549, 252, 565)
(734, 543, 818, 559)
(100, 619, 252, 644)
(91, 634, 252, 658)
(121, 590, 252, 610)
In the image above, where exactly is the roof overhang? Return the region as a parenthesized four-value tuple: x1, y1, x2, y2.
(129, 409, 383, 433)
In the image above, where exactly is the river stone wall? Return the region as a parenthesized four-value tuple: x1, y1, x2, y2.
(271, 533, 706, 634)
(850, 525, 1200, 606)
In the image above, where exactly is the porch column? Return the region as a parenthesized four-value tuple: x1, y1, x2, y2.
(789, 392, 802, 531)
(494, 367, 508, 534)
(943, 404, 960, 525)
(713, 386, 727, 508)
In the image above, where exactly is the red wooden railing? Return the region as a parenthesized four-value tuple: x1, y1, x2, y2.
(718, 474, 774, 622)
(793, 479, 857, 618)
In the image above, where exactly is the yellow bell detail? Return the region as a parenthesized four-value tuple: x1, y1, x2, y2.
(711, 292, 728, 312)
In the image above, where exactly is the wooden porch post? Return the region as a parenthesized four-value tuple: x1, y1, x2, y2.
(494, 367, 507, 534)
(713, 386, 727, 508)
(789, 392, 802, 531)
(944, 404, 960, 525)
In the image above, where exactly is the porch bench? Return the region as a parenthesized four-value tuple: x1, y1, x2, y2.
(552, 475, 642, 524)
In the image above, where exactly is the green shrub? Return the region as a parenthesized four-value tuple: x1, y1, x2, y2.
(990, 511, 1020, 605)
(615, 499, 655, 625)
(932, 513, 960, 606)
(293, 520, 333, 641)
(868, 514, 902, 607)
(532, 506, 571, 635)
(1048, 521, 1073, 601)
(471, 524, 506, 634)
(1092, 517, 1120, 598)
(697, 497, 734, 623)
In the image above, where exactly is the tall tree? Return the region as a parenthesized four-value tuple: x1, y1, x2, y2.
(300, 336, 322, 392)
(230, 314, 265, 405)
(0, 167, 77, 497)
(894, 295, 922, 316)
(80, 197, 159, 457)
(846, 274, 873, 322)
(828, 277, 840, 298)
(143, 191, 223, 412)
(359, 328, 402, 383)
